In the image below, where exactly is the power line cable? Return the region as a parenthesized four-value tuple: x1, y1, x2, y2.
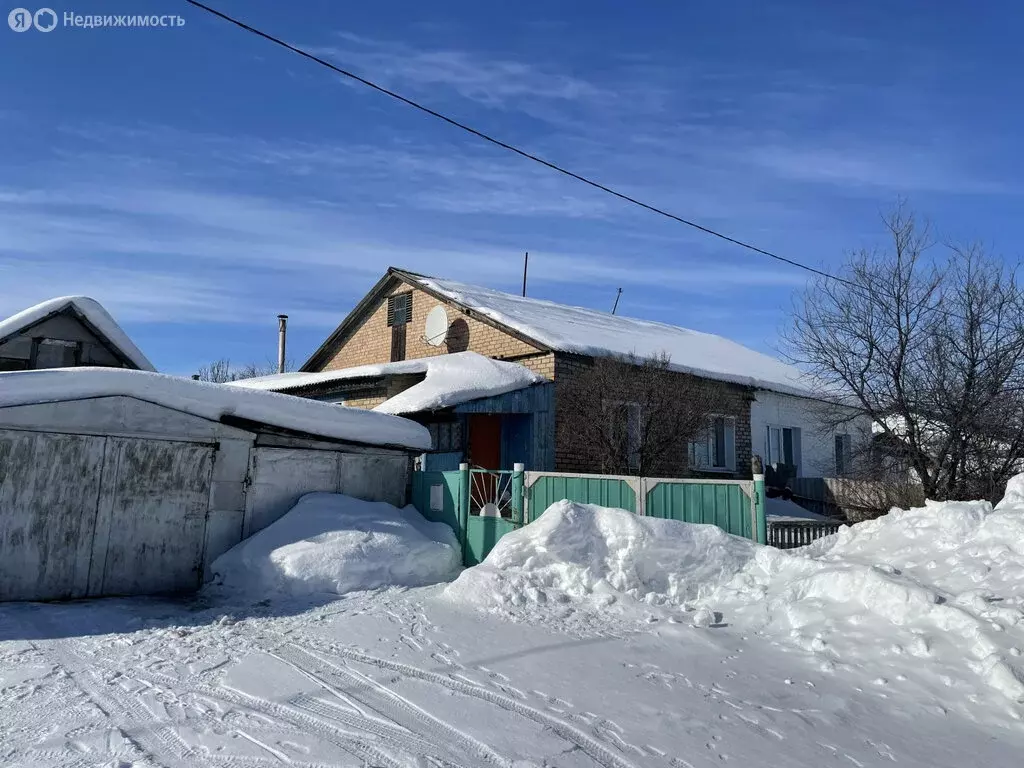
(184, 0, 968, 323)
(183, 1, 858, 285)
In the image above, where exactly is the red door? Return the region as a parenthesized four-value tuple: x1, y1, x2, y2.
(467, 415, 502, 469)
(467, 415, 502, 513)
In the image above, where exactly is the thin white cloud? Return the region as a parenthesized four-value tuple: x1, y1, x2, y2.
(316, 32, 608, 109)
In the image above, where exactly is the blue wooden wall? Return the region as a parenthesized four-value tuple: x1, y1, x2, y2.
(453, 383, 555, 471)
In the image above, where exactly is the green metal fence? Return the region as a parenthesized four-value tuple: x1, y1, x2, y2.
(645, 480, 752, 538)
(411, 463, 769, 567)
(523, 467, 767, 544)
(527, 474, 637, 515)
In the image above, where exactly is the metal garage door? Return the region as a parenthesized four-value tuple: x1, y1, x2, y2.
(0, 429, 107, 600)
(243, 447, 339, 538)
(0, 431, 215, 600)
(92, 438, 215, 596)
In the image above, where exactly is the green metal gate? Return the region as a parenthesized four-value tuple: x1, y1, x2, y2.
(411, 464, 526, 566)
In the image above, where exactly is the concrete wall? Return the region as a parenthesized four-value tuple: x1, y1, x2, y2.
(0, 396, 413, 601)
(750, 390, 872, 477)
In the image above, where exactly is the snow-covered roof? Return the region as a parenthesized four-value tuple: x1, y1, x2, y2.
(229, 351, 544, 415)
(0, 368, 430, 451)
(406, 275, 813, 396)
(0, 296, 155, 372)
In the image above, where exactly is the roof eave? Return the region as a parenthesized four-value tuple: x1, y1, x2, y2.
(300, 270, 405, 372)
(302, 267, 552, 372)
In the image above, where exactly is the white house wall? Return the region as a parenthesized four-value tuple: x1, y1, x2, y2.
(750, 390, 871, 477)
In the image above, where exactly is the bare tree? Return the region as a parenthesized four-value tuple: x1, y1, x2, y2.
(195, 358, 293, 383)
(787, 204, 1024, 504)
(557, 353, 727, 477)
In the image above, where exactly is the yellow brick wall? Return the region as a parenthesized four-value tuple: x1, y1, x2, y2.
(341, 394, 388, 409)
(322, 282, 543, 371)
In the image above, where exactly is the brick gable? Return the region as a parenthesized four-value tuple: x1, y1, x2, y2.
(318, 280, 545, 371)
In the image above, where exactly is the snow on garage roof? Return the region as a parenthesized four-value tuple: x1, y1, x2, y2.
(0, 368, 430, 451)
(405, 274, 813, 397)
(229, 351, 544, 415)
(0, 296, 155, 372)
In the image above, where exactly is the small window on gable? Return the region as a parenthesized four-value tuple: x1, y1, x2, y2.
(387, 292, 412, 327)
(32, 338, 81, 369)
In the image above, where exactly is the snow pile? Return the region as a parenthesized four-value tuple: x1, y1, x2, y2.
(704, 494, 1024, 713)
(415, 275, 813, 396)
(0, 295, 154, 371)
(448, 485, 1024, 717)
(209, 493, 461, 597)
(229, 351, 543, 414)
(445, 500, 757, 615)
(0, 367, 430, 450)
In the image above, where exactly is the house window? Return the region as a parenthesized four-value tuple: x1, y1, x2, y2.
(387, 292, 412, 361)
(0, 357, 29, 371)
(428, 421, 463, 452)
(387, 292, 412, 327)
(766, 426, 801, 469)
(835, 433, 853, 476)
(689, 416, 736, 471)
(31, 338, 80, 369)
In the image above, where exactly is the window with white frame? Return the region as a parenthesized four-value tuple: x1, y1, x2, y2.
(688, 415, 736, 471)
(835, 433, 853, 476)
(766, 425, 801, 470)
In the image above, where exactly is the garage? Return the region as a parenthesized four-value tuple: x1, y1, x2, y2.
(0, 368, 430, 601)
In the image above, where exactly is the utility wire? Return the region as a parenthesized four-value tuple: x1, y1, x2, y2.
(183, 1, 858, 287)
(184, 0, 966, 323)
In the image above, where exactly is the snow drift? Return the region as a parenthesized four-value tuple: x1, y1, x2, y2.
(209, 493, 461, 597)
(444, 500, 757, 615)
(448, 485, 1024, 716)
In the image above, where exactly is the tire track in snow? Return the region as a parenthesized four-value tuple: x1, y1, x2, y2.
(184, 679, 410, 768)
(4, 610, 195, 768)
(274, 643, 509, 767)
(296, 642, 640, 768)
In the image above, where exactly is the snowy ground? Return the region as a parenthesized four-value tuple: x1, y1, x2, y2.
(3, 493, 1024, 766)
(1, 586, 1018, 767)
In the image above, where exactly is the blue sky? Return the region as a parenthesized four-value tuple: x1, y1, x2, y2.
(1, 1, 1021, 375)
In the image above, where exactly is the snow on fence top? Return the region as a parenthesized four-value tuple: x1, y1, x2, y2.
(229, 351, 544, 415)
(0, 296, 155, 372)
(412, 276, 813, 396)
(0, 368, 431, 450)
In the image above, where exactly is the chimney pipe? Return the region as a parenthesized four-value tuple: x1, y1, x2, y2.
(277, 314, 288, 374)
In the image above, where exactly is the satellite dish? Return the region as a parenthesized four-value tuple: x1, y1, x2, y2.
(424, 306, 449, 347)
